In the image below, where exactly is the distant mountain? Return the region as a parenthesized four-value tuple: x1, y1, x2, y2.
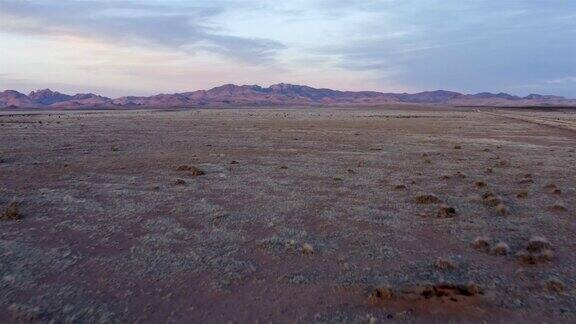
(0, 90, 38, 108)
(28, 89, 72, 105)
(1, 84, 575, 109)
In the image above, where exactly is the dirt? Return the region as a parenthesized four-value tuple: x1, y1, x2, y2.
(0, 106, 575, 323)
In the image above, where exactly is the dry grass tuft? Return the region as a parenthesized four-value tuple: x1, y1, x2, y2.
(1, 202, 21, 221)
(516, 191, 528, 199)
(174, 179, 186, 186)
(435, 257, 457, 270)
(474, 181, 487, 188)
(454, 171, 467, 179)
(302, 243, 314, 255)
(370, 285, 394, 300)
(551, 188, 562, 195)
(517, 250, 554, 265)
(538, 249, 554, 262)
(517, 251, 536, 265)
(495, 203, 509, 215)
(518, 178, 534, 184)
(437, 205, 457, 218)
(482, 192, 502, 207)
(544, 278, 565, 293)
(495, 160, 509, 167)
(551, 200, 567, 212)
(527, 236, 551, 253)
(460, 282, 482, 296)
(414, 194, 441, 204)
(472, 236, 491, 252)
(394, 184, 408, 191)
(177, 165, 205, 176)
(492, 242, 510, 256)
(544, 183, 557, 190)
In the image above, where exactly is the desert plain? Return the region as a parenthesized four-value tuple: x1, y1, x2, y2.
(0, 106, 575, 323)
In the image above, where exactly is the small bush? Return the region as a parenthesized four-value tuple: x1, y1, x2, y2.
(474, 181, 487, 188)
(1, 202, 21, 221)
(435, 257, 457, 270)
(414, 194, 440, 204)
(174, 179, 186, 186)
(472, 236, 491, 252)
(177, 165, 205, 176)
(544, 278, 565, 293)
(526, 236, 551, 253)
(551, 200, 567, 212)
(437, 205, 457, 218)
(302, 243, 314, 255)
(516, 191, 528, 199)
(370, 285, 394, 300)
(495, 203, 509, 215)
(492, 242, 510, 255)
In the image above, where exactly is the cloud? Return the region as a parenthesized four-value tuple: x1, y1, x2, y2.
(0, 0, 285, 64)
(1, 0, 575, 97)
(309, 0, 576, 96)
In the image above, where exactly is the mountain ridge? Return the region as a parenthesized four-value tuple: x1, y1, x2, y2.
(1, 84, 575, 109)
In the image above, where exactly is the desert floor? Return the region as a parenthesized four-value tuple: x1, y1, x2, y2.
(1, 106, 575, 323)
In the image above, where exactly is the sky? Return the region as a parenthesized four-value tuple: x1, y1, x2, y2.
(0, 0, 575, 97)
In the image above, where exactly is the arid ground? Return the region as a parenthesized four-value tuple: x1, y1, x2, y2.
(1, 106, 575, 323)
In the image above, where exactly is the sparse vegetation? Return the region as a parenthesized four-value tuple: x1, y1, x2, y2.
(518, 236, 554, 265)
(2, 107, 575, 323)
(435, 257, 457, 270)
(472, 236, 491, 252)
(1, 202, 21, 221)
(544, 183, 557, 190)
(526, 236, 551, 253)
(369, 285, 394, 301)
(482, 192, 502, 207)
(492, 242, 510, 255)
(544, 278, 565, 293)
(302, 243, 314, 255)
(516, 191, 528, 199)
(414, 194, 440, 204)
(551, 200, 567, 211)
(437, 204, 457, 218)
(177, 165, 205, 176)
(474, 181, 487, 188)
(495, 203, 509, 215)
(455, 171, 467, 179)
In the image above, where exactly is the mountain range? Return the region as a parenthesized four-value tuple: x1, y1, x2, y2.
(1, 84, 575, 109)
